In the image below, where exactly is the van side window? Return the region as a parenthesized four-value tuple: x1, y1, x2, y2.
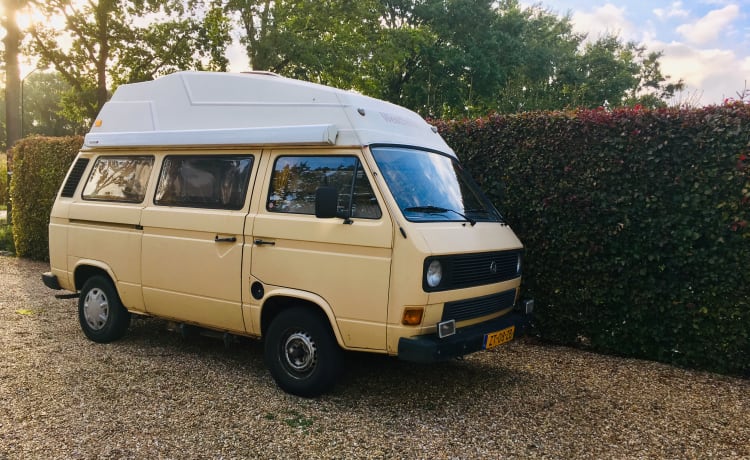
(82, 156, 154, 203)
(267, 156, 381, 219)
(154, 155, 254, 210)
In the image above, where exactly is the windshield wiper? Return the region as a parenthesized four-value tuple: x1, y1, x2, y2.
(403, 206, 476, 226)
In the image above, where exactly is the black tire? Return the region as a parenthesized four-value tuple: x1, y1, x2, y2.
(78, 275, 131, 343)
(264, 307, 343, 397)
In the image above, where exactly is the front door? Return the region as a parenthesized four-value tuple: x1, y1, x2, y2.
(140, 152, 257, 333)
(249, 149, 393, 351)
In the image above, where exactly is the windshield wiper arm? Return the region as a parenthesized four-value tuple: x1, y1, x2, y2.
(403, 206, 476, 226)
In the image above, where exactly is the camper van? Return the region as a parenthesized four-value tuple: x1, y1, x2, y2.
(42, 71, 533, 396)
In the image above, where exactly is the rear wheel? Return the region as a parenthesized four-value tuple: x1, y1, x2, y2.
(78, 275, 131, 343)
(264, 307, 343, 397)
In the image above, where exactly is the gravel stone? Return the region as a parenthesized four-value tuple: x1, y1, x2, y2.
(1, 256, 748, 459)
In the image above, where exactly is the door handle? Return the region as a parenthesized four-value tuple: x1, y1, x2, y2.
(214, 235, 237, 243)
(254, 239, 275, 246)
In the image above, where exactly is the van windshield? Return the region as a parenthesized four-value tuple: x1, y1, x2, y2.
(371, 146, 503, 223)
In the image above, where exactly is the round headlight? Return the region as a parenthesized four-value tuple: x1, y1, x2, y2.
(426, 260, 443, 287)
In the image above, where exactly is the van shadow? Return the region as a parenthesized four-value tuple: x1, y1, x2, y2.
(96, 315, 532, 409)
(332, 349, 533, 406)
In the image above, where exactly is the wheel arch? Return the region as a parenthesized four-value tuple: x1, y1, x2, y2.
(259, 289, 345, 349)
(72, 260, 117, 291)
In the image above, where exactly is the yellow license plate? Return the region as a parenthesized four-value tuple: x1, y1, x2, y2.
(483, 326, 515, 350)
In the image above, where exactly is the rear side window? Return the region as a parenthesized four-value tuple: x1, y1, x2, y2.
(82, 156, 154, 203)
(267, 155, 381, 219)
(154, 155, 254, 210)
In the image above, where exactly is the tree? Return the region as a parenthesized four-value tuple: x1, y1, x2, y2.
(27, 0, 231, 127)
(21, 70, 87, 136)
(2, 0, 25, 150)
(226, 0, 379, 87)
(361, 0, 581, 117)
(2, 0, 28, 221)
(625, 49, 685, 109)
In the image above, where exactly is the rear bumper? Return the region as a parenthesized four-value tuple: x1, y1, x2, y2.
(42, 272, 61, 290)
(397, 311, 530, 363)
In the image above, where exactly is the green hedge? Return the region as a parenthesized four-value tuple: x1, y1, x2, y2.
(10, 136, 83, 260)
(435, 104, 750, 375)
(0, 153, 7, 208)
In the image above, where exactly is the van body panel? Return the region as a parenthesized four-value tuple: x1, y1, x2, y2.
(140, 201, 251, 334)
(251, 215, 393, 350)
(68, 202, 143, 227)
(48, 216, 71, 291)
(66, 225, 145, 310)
(416, 222, 523, 255)
(245, 286, 347, 344)
(88, 72, 453, 155)
(247, 148, 394, 351)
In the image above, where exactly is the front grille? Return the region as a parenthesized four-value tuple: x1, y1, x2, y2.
(424, 249, 521, 292)
(442, 289, 517, 322)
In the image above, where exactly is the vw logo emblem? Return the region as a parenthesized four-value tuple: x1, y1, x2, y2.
(489, 261, 498, 274)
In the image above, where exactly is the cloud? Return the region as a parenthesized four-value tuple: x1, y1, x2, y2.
(676, 4, 740, 45)
(648, 39, 750, 104)
(653, 2, 690, 20)
(570, 4, 639, 42)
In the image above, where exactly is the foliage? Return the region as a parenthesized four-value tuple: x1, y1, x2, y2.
(3, 0, 682, 123)
(21, 71, 88, 136)
(0, 152, 6, 207)
(27, 0, 231, 126)
(435, 103, 750, 376)
(0, 225, 14, 254)
(10, 136, 82, 260)
(226, 0, 682, 118)
(226, 0, 380, 87)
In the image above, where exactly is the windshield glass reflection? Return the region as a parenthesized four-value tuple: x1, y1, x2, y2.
(371, 146, 502, 223)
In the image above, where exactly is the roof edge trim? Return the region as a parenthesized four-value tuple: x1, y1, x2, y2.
(83, 124, 338, 149)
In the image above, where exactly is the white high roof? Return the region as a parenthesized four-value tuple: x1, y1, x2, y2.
(84, 71, 454, 156)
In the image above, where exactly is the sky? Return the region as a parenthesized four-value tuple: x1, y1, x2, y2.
(525, 0, 750, 106)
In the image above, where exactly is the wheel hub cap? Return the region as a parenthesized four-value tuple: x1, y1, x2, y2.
(283, 332, 317, 373)
(83, 288, 109, 331)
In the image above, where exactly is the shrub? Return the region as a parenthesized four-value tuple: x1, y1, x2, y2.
(0, 224, 14, 254)
(0, 153, 7, 209)
(10, 136, 83, 260)
(436, 104, 750, 375)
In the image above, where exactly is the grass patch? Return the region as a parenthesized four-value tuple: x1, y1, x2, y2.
(284, 410, 314, 430)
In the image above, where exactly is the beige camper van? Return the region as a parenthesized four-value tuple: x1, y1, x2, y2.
(42, 71, 533, 396)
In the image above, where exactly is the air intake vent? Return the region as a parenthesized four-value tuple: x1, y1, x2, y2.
(60, 158, 89, 198)
(442, 289, 517, 322)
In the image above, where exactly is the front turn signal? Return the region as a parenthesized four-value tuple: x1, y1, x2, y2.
(402, 307, 424, 326)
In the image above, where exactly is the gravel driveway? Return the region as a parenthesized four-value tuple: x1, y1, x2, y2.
(1, 255, 748, 459)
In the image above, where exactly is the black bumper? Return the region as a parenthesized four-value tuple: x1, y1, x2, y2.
(42, 272, 61, 290)
(398, 312, 530, 363)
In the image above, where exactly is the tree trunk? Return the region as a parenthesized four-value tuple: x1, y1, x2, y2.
(4, 0, 22, 150)
(3, 0, 23, 224)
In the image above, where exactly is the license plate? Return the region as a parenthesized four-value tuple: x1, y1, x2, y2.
(483, 326, 515, 350)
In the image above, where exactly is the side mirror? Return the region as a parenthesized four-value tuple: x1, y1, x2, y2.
(315, 186, 339, 218)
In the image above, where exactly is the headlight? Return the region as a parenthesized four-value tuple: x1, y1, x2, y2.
(426, 259, 443, 287)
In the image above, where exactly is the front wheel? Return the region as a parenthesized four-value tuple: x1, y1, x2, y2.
(264, 307, 343, 397)
(78, 275, 131, 343)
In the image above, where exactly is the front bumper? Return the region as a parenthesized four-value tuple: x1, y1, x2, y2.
(397, 311, 530, 363)
(42, 272, 61, 290)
